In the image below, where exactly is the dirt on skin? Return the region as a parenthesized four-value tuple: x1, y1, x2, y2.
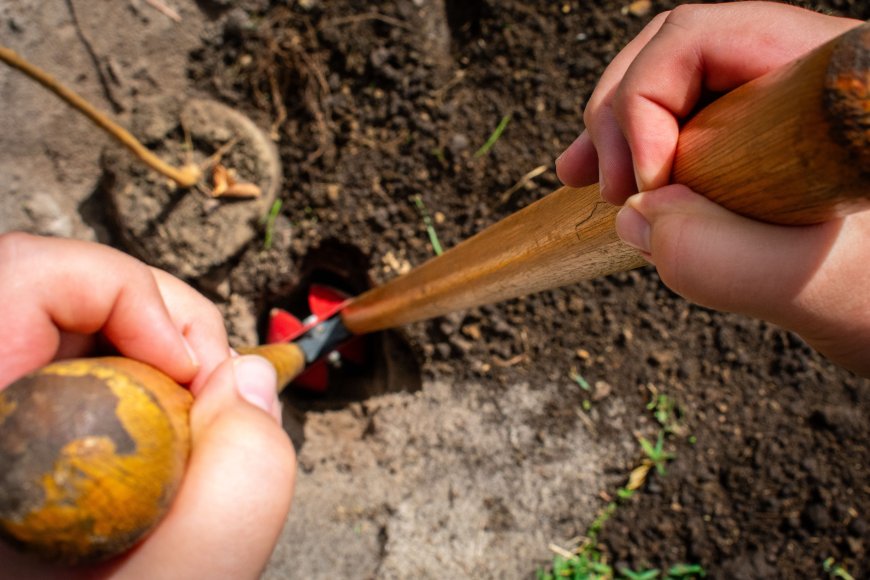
(0, 1, 868, 579)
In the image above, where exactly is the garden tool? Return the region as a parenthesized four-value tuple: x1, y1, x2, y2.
(0, 21, 867, 566)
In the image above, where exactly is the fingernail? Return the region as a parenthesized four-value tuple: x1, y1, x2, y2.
(233, 356, 279, 418)
(182, 336, 199, 369)
(615, 205, 652, 256)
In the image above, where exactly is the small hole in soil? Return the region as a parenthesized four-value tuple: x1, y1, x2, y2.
(260, 240, 422, 414)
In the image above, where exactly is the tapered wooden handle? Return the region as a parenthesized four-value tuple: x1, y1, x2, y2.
(343, 185, 637, 333)
(342, 21, 870, 334)
(236, 343, 307, 394)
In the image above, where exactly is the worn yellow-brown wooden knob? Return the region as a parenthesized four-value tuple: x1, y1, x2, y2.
(0, 357, 192, 564)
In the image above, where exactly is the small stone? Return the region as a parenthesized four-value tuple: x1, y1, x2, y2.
(592, 380, 612, 402)
(24, 193, 73, 237)
(370, 47, 391, 69)
(448, 134, 470, 156)
(462, 324, 482, 341)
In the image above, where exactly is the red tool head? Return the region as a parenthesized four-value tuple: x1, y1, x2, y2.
(266, 285, 363, 392)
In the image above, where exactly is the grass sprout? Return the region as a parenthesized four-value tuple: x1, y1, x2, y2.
(537, 550, 612, 580)
(538, 391, 701, 580)
(261, 199, 282, 250)
(571, 369, 594, 411)
(645, 389, 685, 435)
(823, 557, 855, 580)
(666, 564, 706, 578)
(411, 194, 444, 255)
(570, 369, 591, 391)
(620, 569, 660, 580)
(638, 431, 675, 476)
(474, 113, 511, 157)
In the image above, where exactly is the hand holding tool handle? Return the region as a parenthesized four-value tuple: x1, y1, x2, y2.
(341, 21, 870, 333)
(1, 21, 867, 566)
(0, 344, 305, 564)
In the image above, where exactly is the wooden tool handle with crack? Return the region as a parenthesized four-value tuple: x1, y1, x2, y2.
(1, 21, 868, 566)
(341, 21, 870, 333)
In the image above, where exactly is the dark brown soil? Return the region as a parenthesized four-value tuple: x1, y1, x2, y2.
(184, 1, 869, 577)
(2, 0, 867, 578)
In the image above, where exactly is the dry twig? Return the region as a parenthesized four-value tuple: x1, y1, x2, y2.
(320, 12, 413, 31)
(499, 165, 548, 204)
(144, 0, 182, 23)
(0, 46, 200, 187)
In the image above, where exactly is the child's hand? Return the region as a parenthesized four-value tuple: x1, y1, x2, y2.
(555, 2, 870, 375)
(0, 232, 295, 577)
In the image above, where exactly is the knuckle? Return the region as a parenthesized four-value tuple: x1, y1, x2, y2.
(0, 231, 35, 267)
(583, 92, 603, 125)
(665, 3, 700, 25)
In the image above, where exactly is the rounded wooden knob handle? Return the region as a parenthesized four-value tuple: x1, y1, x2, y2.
(0, 343, 305, 565)
(0, 358, 192, 564)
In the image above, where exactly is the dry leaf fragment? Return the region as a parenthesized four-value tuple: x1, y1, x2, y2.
(211, 164, 229, 197)
(210, 163, 262, 199)
(145, 0, 182, 22)
(622, 0, 652, 16)
(223, 182, 262, 198)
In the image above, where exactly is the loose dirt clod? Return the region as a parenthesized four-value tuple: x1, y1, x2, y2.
(107, 98, 281, 279)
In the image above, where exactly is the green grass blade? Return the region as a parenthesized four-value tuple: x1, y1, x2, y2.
(411, 194, 444, 255)
(474, 113, 511, 157)
(262, 199, 283, 250)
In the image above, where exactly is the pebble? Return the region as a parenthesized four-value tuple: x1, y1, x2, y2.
(448, 134, 470, 156)
(24, 193, 73, 237)
(592, 380, 612, 402)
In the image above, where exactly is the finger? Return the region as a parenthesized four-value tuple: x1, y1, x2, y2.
(616, 186, 870, 375)
(0, 233, 197, 387)
(150, 268, 231, 395)
(108, 356, 295, 578)
(613, 2, 862, 193)
(561, 11, 669, 201)
(555, 130, 598, 187)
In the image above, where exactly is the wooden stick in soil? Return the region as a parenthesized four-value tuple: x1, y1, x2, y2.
(0, 46, 201, 188)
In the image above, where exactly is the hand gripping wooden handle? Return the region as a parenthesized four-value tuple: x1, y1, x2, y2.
(341, 21, 870, 334)
(0, 344, 305, 564)
(673, 20, 869, 223)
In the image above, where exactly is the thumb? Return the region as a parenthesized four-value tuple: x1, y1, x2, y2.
(614, 185, 870, 374)
(110, 355, 296, 578)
